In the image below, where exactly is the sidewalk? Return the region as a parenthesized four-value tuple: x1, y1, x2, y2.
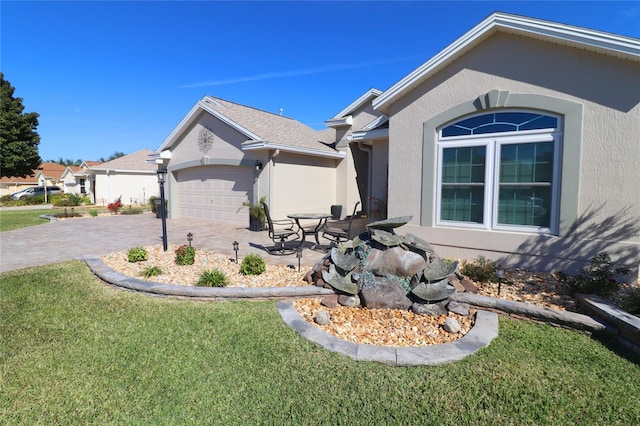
(0, 213, 329, 272)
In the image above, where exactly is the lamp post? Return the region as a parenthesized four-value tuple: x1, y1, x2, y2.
(187, 233, 193, 247)
(296, 247, 303, 272)
(497, 267, 505, 296)
(233, 241, 239, 263)
(157, 167, 168, 252)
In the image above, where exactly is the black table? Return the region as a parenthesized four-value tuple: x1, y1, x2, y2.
(287, 213, 331, 250)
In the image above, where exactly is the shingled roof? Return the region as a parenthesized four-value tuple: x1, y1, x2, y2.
(91, 149, 157, 172)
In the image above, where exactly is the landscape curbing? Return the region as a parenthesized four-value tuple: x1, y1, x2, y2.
(85, 255, 500, 365)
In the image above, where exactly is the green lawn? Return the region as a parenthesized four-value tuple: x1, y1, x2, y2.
(0, 208, 58, 232)
(2, 261, 639, 424)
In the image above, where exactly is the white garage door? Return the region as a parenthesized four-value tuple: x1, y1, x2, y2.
(176, 166, 252, 224)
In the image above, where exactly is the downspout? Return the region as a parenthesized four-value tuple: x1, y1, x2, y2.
(357, 142, 373, 216)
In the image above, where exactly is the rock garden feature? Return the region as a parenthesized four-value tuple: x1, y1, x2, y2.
(302, 216, 476, 343)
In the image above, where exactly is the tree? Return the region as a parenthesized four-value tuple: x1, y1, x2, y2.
(0, 73, 41, 177)
(98, 151, 126, 162)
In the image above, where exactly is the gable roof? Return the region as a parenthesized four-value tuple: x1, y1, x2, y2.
(325, 88, 382, 128)
(374, 12, 640, 114)
(158, 96, 344, 159)
(91, 149, 157, 172)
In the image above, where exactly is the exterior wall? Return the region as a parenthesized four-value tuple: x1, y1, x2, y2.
(334, 147, 361, 219)
(268, 152, 337, 219)
(387, 32, 640, 274)
(94, 171, 158, 206)
(370, 139, 389, 220)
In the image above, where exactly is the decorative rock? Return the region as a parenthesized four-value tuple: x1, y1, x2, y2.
(370, 229, 404, 247)
(322, 264, 358, 295)
(314, 310, 330, 325)
(449, 274, 465, 292)
(403, 233, 435, 255)
(412, 302, 447, 316)
(360, 276, 412, 310)
(423, 258, 458, 282)
(365, 246, 427, 277)
(338, 294, 361, 307)
(411, 279, 456, 302)
(367, 216, 412, 230)
(321, 294, 339, 308)
(304, 269, 314, 284)
(447, 300, 470, 316)
(314, 278, 326, 288)
(459, 277, 479, 293)
(443, 317, 461, 334)
(330, 247, 359, 272)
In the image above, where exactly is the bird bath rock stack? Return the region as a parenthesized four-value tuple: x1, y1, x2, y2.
(304, 216, 466, 326)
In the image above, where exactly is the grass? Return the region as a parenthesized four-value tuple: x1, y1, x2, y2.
(0, 208, 58, 231)
(2, 261, 640, 424)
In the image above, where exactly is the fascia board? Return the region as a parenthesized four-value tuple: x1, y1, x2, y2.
(374, 12, 640, 114)
(90, 168, 156, 174)
(324, 115, 353, 128)
(349, 128, 389, 142)
(329, 88, 382, 120)
(242, 141, 346, 159)
(156, 101, 203, 152)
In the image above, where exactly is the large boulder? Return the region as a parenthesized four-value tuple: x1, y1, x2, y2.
(364, 246, 427, 277)
(359, 276, 412, 310)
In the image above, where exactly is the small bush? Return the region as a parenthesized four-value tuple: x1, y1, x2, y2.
(622, 287, 640, 315)
(175, 245, 196, 265)
(559, 252, 632, 297)
(240, 254, 266, 276)
(108, 197, 123, 214)
(127, 247, 148, 263)
(140, 266, 162, 278)
(89, 209, 98, 217)
(461, 256, 497, 283)
(120, 207, 143, 215)
(197, 269, 228, 287)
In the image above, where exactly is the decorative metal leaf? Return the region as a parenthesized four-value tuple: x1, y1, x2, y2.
(370, 229, 404, 247)
(322, 264, 358, 295)
(367, 216, 412, 230)
(403, 233, 435, 254)
(411, 279, 456, 302)
(330, 247, 359, 272)
(423, 258, 458, 282)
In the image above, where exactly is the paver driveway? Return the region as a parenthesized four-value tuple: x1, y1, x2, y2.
(0, 213, 328, 273)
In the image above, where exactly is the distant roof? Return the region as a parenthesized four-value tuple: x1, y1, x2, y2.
(91, 149, 157, 172)
(158, 96, 343, 159)
(374, 11, 640, 114)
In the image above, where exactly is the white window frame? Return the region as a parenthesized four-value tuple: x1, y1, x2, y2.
(436, 112, 562, 235)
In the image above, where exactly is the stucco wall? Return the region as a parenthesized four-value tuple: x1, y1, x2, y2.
(94, 172, 158, 206)
(387, 32, 640, 273)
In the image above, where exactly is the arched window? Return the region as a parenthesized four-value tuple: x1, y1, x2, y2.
(436, 110, 561, 233)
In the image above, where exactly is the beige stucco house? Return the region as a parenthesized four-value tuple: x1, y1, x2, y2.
(155, 12, 639, 276)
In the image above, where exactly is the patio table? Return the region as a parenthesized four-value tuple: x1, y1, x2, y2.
(287, 213, 331, 250)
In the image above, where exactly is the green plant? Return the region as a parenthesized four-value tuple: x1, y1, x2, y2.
(175, 244, 196, 265)
(89, 209, 98, 217)
(140, 265, 162, 278)
(197, 269, 228, 287)
(239, 253, 266, 275)
(120, 207, 143, 215)
(560, 252, 632, 297)
(622, 286, 640, 315)
(237, 196, 266, 230)
(107, 196, 123, 214)
(461, 256, 497, 283)
(127, 247, 148, 263)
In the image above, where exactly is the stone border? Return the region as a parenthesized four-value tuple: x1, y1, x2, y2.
(277, 301, 499, 366)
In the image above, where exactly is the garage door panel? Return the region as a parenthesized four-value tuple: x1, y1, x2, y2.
(176, 166, 252, 224)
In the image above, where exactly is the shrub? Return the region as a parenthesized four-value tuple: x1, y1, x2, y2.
(175, 245, 196, 265)
(560, 252, 632, 297)
(240, 254, 266, 276)
(622, 287, 640, 315)
(127, 247, 148, 263)
(107, 196, 123, 214)
(461, 256, 497, 283)
(140, 266, 162, 278)
(120, 207, 143, 215)
(89, 209, 98, 217)
(197, 269, 228, 287)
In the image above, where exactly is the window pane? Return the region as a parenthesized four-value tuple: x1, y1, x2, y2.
(500, 142, 553, 183)
(442, 112, 558, 137)
(441, 185, 484, 223)
(498, 186, 551, 227)
(442, 147, 485, 183)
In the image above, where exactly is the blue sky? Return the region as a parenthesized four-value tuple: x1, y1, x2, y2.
(2, 1, 639, 162)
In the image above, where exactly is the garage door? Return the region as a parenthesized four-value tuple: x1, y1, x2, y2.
(176, 166, 252, 224)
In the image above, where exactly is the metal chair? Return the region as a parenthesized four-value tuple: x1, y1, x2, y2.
(322, 201, 360, 247)
(261, 201, 299, 255)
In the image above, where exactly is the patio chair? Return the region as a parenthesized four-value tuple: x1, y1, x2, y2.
(322, 202, 360, 247)
(260, 201, 299, 255)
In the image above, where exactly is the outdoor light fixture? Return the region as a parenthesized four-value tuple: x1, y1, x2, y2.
(157, 167, 168, 252)
(255, 160, 263, 171)
(233, 241, 239, 263)
(497, 267, 505, 296)
(296, 247, 303, 272)
(187, 232, 193, 247)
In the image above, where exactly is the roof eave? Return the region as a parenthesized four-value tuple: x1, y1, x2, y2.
(242, 141, 346, 159)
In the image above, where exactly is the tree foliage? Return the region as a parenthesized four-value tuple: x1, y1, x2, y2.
(0, 73, 41, 177)
(98, 151, 126, 163)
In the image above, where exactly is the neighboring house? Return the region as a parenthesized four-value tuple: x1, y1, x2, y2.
(0, 174, 38, 197)
(0, 162, 66, 197)
(60, 161, 103, 197)
(154, 12, 639, 276)
(89, 149, 159, 206)
(372, 12, 640, 275)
